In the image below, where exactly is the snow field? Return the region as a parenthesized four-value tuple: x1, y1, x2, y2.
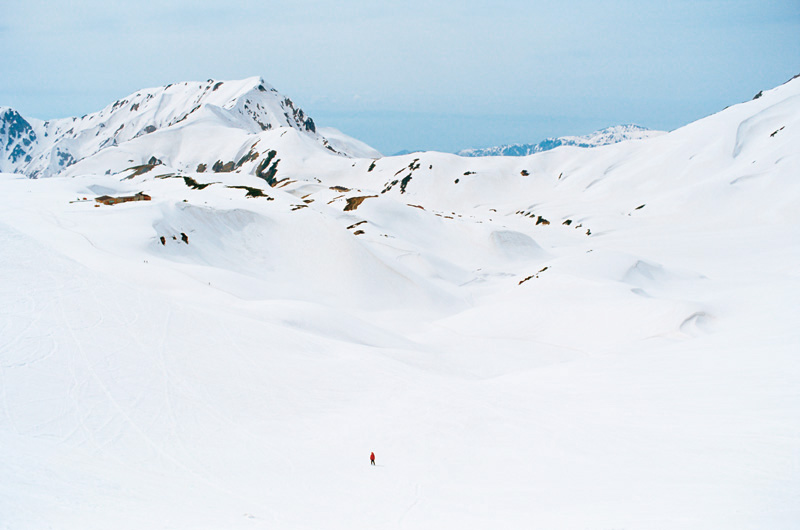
(1, 75, 799, 529)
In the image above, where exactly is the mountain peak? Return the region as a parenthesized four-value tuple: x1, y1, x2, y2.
(0, 106, 37, 173)
(99, 77, 315, 135)
(0, 77, 344, 178)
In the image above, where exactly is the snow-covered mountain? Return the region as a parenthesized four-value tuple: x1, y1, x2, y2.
(458, 124, 664, 157)
(0, 77, 380, 179)
(0, 106, 38, 172)
(1, 75, 799, 530)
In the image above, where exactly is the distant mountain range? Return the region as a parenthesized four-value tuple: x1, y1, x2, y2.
(1, 82, 668, 178)
(457, 124, 665, 157)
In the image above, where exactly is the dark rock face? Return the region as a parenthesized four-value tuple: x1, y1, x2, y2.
(1, 108, 37, 145)
(55, 148, 75, 168)
(1, 108, 38, 167)
(278, 96, 316, 133)
(255, 150, 282, 186)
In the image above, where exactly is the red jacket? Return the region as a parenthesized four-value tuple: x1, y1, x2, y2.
(370, 452, 375, 461)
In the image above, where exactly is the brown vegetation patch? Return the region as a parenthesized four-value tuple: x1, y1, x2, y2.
(344, 195, 377, 211)
(126, 164, 156, 177)
(212, 160, 235, 173)
(95, 192, 151, 206)
(235, 146, 260, 169)
(518, 266, 549, 285)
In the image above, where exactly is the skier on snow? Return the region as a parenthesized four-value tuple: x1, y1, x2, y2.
(370, 452, 376, 466)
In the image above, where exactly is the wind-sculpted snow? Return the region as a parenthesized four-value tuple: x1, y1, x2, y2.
(1, 75, 799, 529)
(733, 94, 800, 158)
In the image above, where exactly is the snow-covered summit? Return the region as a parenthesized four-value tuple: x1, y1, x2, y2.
(0, 77, 373, 178)
(458, 124, 664, 157)
(89, 76, 318, 138)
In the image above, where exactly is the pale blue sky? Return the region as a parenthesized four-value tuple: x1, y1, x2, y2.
(2, 0, 798, 154)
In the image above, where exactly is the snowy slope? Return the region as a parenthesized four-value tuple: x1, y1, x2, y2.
(0, 78, 372, 179)
(0, 75, 799, 530)
(458, 124, 664, 156)
(318, 126, 383, 158)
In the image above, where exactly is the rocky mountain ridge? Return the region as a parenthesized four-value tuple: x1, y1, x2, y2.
(0, 77, 376, 179)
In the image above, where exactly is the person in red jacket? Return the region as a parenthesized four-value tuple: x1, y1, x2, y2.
(370, 452, 376, 466)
